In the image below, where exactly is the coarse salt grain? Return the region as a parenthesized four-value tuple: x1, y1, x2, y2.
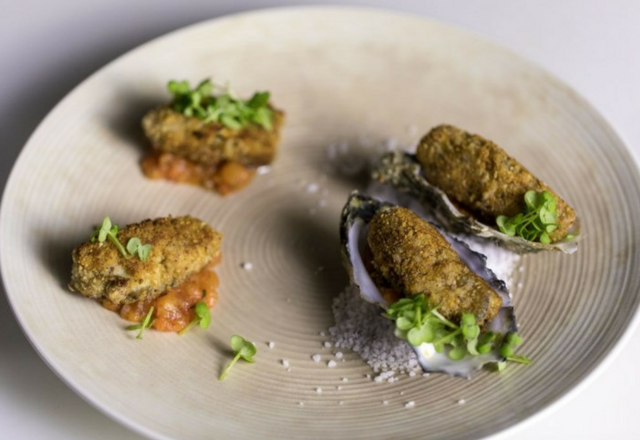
(298, 402, 304, 407)
(339, 401, 344, 406)
(337, 386, 343, 391)
(327, 360, 337, 368)
(382, 400, 389, 405)
(256, 166, 271, 175)
(335, 352, 343, 359)
(281, 359, 290, 367)
(329, 286, 422, 376)
(342, 377, 348, 382)
(240, 262, 253, 270)
(458, 399, 466, 405)
(306, 183, 319, 193)
(268, 342, 275, 349)
(315, 387, 322, 394)
(323, 341, 332, 348)
(319, 331, 326, 337)
(312, 354, 322, 363)
(405, 401, 416, 409)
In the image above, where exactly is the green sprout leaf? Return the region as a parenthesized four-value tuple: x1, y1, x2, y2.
(126, 237, 152, 262)
(125, 307, 155, 340)
(384, 296, 531, 372)
(495, 191, 564, 243)
(91, 217, 128, 258)
(167, 78, 275, 131)
(178, 300, 212, 335)
(219, 335, 257, 381)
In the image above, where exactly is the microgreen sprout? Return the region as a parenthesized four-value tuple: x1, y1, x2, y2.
(178, 300, 211, 335)
(496, 190, 559, 243)
(125, 307, 155, 340)
(90, 217, 152, 262)
(168, 79, 274, 131)
(126, 237, 152, 262)
(91, 217, 128, 258)
(219, 335, 257, 381)
(385, 295, 531, 370)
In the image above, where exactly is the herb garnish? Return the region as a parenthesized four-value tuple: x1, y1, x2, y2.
(496, 190, 559, 244)
(178, 300, 211, 335)
(126, 237, 152, 262)
(385, 295, 530, 369)
(91, 217, 152, 262)
(126, 307, 155, 339)
(219, 335, 257, 381)
(168, 79, 274, 131)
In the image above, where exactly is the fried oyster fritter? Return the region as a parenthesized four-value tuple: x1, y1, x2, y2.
(142, 106, 285, 168)
(69, 216, 221, 306)
(416, 125, 576, 241)
(367, 207, 501, 326)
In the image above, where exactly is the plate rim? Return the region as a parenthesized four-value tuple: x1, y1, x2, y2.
(2, 5, 640, 440)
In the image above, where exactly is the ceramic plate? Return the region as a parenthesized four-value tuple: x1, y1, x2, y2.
(2, 7, 640, 440)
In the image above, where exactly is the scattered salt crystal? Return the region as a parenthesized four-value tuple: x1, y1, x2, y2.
(306, 183, 319, 193)
(298, 402, 304, 407)
(382, 400, 389, 405)
(337, 386, 343, 391)
(287, 368, 292, 372)
(335, 352, 343, 359)
(240, 262, 253, 270)
(342, 377, 348, 382)
(323, 341, 332, 348)
(374, 376, 384, 383)
(400, 391, 405, 396)
(517, 282, 523, 289)
(519, 266, 525, 273)
(327, 360, 337, 368)
(339, 401, 344, 406)
(256, 166, 271, 175)
(422, 373, 430, 378)
(409, 371, 416, 377)
(458, 399, 466, 405)
(268, 342, 275, 349)
(319, 331, 326, 337)
(365, 374, 371, 379)
(281, 359, 290, 367)
(318, 199, 328, 208)
(315, 387, 322, 394)
(405, 401, 416, 409)
(312, 354, 322, 363)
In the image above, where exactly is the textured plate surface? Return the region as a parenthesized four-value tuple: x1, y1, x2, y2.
(2, 7, 640, 440)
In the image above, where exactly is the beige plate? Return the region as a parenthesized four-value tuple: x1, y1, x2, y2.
(2, 7, 640, 440)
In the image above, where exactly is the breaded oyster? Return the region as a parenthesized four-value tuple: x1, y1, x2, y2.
(368, 206, 501, 326)
(417, 125, 576, 241)
(373, 125, 580, 253)
(142, 106, 285, 168)
(69, 216, 221, 306)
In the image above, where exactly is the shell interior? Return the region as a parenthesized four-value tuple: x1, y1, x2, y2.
(340, 191, 518, 377)
(372, 151, 580, 254)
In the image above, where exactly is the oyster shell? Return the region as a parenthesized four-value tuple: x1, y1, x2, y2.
(372, 151, 580, 254)
(340, 191, 518, 377)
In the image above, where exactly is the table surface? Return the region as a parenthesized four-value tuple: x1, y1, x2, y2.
(2, 1, 639, 439)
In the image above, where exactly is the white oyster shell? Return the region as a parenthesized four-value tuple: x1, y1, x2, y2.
(372, 152, 580, 254)
(340, 191, 518, 378)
